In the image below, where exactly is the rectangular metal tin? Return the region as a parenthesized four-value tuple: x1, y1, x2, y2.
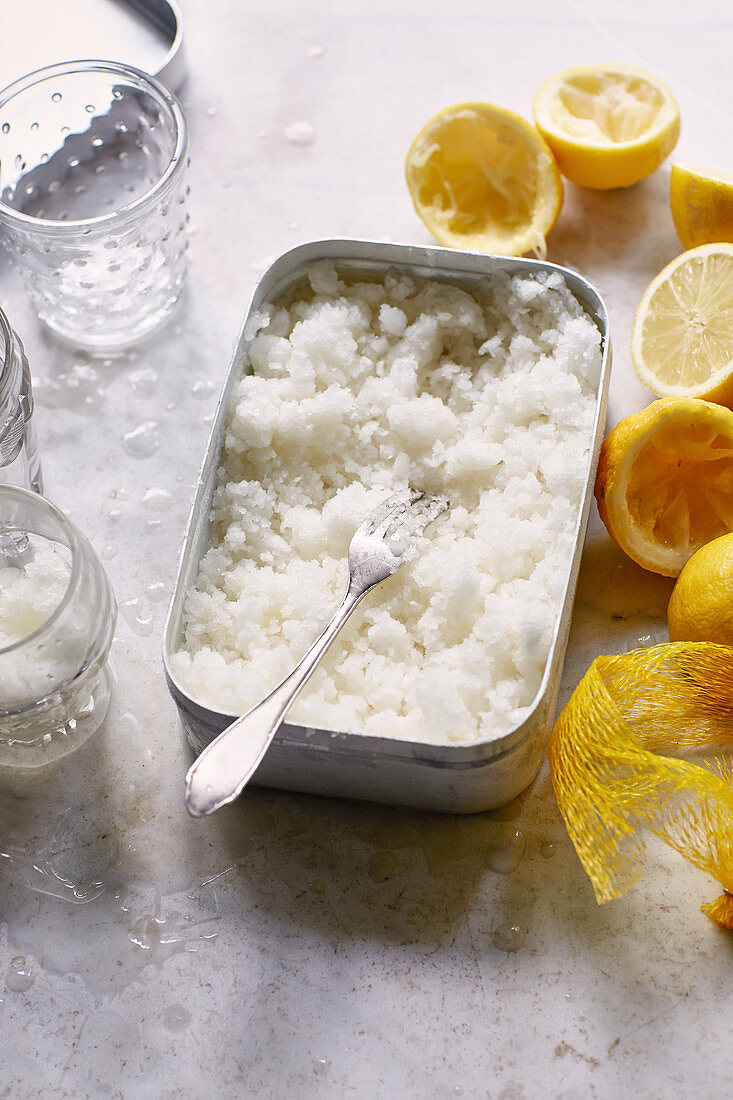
(163, 239, 611, 813)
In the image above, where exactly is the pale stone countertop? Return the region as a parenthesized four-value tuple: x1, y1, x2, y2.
(1, 1, 732, 1097)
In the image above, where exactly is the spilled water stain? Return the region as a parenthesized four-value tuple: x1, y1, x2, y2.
(32, 361, 106, 411)
(163, 1004, 192, 1032)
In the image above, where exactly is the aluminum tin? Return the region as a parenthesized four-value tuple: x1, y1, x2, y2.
(1, 0, 185, 92)
(129, 0, 186, 90)
(163, 239, 611, 814)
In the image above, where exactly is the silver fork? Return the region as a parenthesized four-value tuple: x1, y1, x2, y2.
(184, 487, 449, 818)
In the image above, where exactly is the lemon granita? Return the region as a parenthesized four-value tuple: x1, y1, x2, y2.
(171, 262, 602, 744)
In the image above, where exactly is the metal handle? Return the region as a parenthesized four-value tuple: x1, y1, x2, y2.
(185, 583, 366, 817)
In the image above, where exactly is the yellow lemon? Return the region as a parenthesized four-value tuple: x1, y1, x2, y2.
(667, 532, 733, 643)
(630, 243, 733, 407)
(594, 397, 733, 577)
(533, 64, 680, 190)
(670, 162, 733, 249)
(405, 102, 563, 258)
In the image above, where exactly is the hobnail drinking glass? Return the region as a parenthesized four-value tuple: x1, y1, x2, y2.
(0, 60, 189, 352)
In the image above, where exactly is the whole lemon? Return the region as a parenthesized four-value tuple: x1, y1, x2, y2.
(667, 532, 733, 644)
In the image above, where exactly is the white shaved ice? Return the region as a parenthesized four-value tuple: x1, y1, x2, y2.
(170, 262, 602, 744)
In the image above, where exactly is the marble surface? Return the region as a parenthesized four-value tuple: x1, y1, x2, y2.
(2, 1, 733, 1097)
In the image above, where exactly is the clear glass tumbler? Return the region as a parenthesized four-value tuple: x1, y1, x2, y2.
(0, 305, 42, 493)
(0, 486, 117, 767)
(0, 61, 189, 352)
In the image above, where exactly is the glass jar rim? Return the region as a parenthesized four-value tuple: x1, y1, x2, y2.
(0, 59, 188, 234)
(0, 485, 83, 656)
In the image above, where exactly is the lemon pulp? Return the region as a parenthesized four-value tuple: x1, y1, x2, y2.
(533, 64, 680, 190)
(405, 102, 562, 257)
(595, 398, 733, 576)
(631, 244, 733, 405)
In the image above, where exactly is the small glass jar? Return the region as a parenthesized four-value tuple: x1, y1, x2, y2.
(0, 61, 189, 352)
(0, 306, 42, 493)
(0, 486, 116, 767)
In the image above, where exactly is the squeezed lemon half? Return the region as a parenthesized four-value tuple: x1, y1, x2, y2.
(594, 397, 733, 577)
(670, 162, 733, 249)
(631, 243, 733, 407)
(405, 102, 563, 258)
(533, 63, 680, 190)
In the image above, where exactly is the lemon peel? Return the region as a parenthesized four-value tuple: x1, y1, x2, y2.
(547, 642, 733, 928)
(667, 532, 733, 645)
(405, 102, 563, 258)
(671, 162, 733, 250)
(594, 397, 733, 577)
(533, 63, 680, 190)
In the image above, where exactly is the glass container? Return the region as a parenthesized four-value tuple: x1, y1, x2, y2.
(0, 305, 42, 493)
(0, 60, 189, 352)
(0, 486, 117, 767)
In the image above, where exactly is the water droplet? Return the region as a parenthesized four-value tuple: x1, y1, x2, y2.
(307, 44, 325, 59)
(101, 544, 118, 560)
(142, 487, 174, 512)
(1, 123, 10, 134)
(163, 1004, 191, 1032)
(284, 120, 316, 146)
(120, 598, 154, 637)
(52, 92, 62, 103)
(6, 956, 34, 993)
(491, 920, 527, 953)
(627, 628, 666, 651)
(128, 368, 159, 396)
(191, 379, 216, 401)
(252, 255, 276, 274)
(205, 106, 218, 118)
(313, 1057, 331, 1075)
(288, 221, 299, 231)
(123, 421, 161, 458)
(485, 825, 526, 874)
(146, 582, 168, 603)
(540, 840, 556, 859)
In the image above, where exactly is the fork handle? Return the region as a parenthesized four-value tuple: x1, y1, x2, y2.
(185, 582, 367, 818)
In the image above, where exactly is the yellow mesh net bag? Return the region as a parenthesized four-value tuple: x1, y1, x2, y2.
(547, 641, 733, 928)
